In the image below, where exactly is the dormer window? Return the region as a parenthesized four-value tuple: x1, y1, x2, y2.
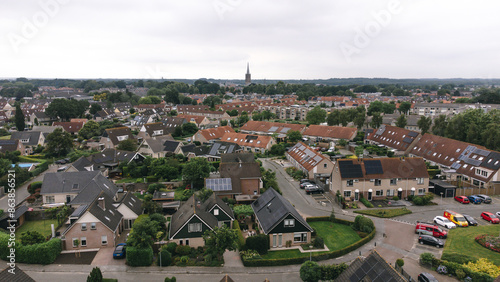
(214, 209, 219, 216)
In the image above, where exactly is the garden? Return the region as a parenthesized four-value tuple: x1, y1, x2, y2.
(354, 207, 412, 218)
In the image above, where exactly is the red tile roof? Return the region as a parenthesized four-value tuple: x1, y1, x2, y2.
(303, 125, 357, 140)
(221, 132, 272, 149)
(366, 125, 419, 152)
(197, 126, 235, 141)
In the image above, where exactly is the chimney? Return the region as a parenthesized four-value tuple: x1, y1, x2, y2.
(98, 197, 105, 210)
(196, 201, 201, 209)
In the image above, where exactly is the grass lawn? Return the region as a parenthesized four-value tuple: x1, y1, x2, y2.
(0, 135, 11, 140)
(133, 192, 146, 200)
(443, 225, 500, 266)
(16, 219, 58, 238)
(115, 178, 142, 184)
(354, 208, 412, 218)
(259, 222, 362, 259)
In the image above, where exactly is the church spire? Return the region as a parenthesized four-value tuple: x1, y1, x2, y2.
(245, 62, 251, 85)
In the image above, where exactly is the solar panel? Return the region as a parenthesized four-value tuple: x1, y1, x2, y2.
(268, 126, 279, 132)
(208, 142, 221, 156)
(280, 127, 291, 133)
(364, 160, 383, 175)
(304, 149, 315, 157)
(339, 161, 363, 178)
(313, 156, 323, 162)
(375, 124, 386, 135)
(298, 145, 306, 151)
(473, 148, 490, 156)
(206, 178, 232, 191)
(227, 145, 235, 153)
(402, 137, 413, 144)
(408, 131, 419, 137)
(451, 162, 461, 169)
(464, 158, 482, 166)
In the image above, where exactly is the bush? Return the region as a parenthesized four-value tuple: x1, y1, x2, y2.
(20, 231, 46, 245)
(396, 258, 404, 267)
(359, 197, 373, 208)
(0, 233, 61, 265)
(246, 234, 269, 255)
(353, 215, 374, 233)
(456, 269, 466, 280)
(319, 263, 348, 281)
(413, 196, 424, 206)
(28, 181, 43, 194)
(158, 248, 172, 266)
(232, 221, 245, 249)
(175, 245, 191, 256)
(164, 277, 176, 282)
(126, 245, 153, 266)
(419, 253, 435, 265)
(313, 237, 324, 249)
(300, 261, 321, 282)
(441, 252, 477, 265)
(437, 265, 447, 275)
(87, 267, 103, 282)
(392, 196, 399, 201)
(166, 242, 177, 254)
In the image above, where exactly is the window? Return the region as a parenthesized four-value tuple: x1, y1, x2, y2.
(374, 179, 381, 186)
(81, 223, 87, 231)
(72, 238, 79, 247)
(482, 171, 488, 177)
(294, 232, 308, 243)
(390, 179, 397, 186)
(375, 190, 383, 196)
(45, 196, 55, 204)
(347, 180, 353, 187)
(344, 190, 351, 198)
(214, 209, 219, 216)
(324, 163, 327, 168)
(473, 179, 480, 186)
(185, 239, 190, 246)
(80, 237, 87, 247)
(188, 223, 202, 232)
(284, 219, 295, 227)
(90, 223, 96, 230)
(418, 188, 425, 195)
(386, 189, 394, 197)
(101, 235, 107, 245)
(417, 178, 424, 184)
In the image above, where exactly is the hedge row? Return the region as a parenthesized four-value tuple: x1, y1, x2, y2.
(423, 255, 494, 282)
(126, 245, 153, 266)
(31, 161, 50, 177)
(242, 219, 376, 267)
(0, 233, 62, 265)
(232, 221, 245, 249)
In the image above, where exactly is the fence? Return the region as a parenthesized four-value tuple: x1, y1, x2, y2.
(395, 264, 415, 281)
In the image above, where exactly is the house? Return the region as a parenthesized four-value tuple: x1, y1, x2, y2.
(252, 188, 313, 248)
(52, 121, 85, 134)
(365, 124, 421, 155)
(286, 142, 334, 184)
(67, 149, 145, 176)
(335, 250, 406, 282)
(94, 109, 116, 122)
(0, 266, 35, 282)
(192, 126, 235, 144)
(177, 114, 210, 128)
(220, 132, 275, 153)
(40, 171, 119, 207)
(62, 193, 124, 250)
(138, 136, 182, 158)
(168, 194, 234, 247)
(240, 120, 307, 136)
(188, 141, 241, 161)
(99, 127, 135, 149)
(302, 125, 357, 142)
(10, 131, 45, 155)
(331, 157, 429, 202)
(113, 191, 143, 230)
(29, 111, 56, 125)
(138, 121, 182, 139)
(0, 205, 28, 230)
(0, 139, 25, 155)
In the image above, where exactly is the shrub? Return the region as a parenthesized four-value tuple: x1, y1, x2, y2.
(0, 233, 62, 265)
(396, 258, 404, 267)
(87, 267, 103, 282)
(126, 245, 153, 266)
(20, 231, 46, 245)
(26, 195, 36, 204)
(463, 258, 500, 278)
(353, 215, 374, 233)
(456, 269, 466, 280)
(232, 221, 245, 249)
(441, 252, 477, 265)
(246, 234, 269, 255)
(179, 256, 189, 263)
(313, 237, 324, 249)
(166, 242, 177, 254)
(420, 253, 435, 265)
(300, 261, 321, 282)
(157, 249, 172, 266)
(319, 263, 348, 281)
(392, 196, 399, 201)
(164, 277, 176, 282)
(359, 197, 374, 208)
(28, 181, 43, 194)
(413, 196, 424, 206)
(175, 245, 191, 256)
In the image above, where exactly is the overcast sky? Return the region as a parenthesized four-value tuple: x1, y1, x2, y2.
(2, 0, 500, 80)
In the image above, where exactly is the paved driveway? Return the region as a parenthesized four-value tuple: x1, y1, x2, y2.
(91, 247, 127, 266)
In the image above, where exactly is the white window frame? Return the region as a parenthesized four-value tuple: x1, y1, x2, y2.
(90, 223, 96, 230)
(344, 190, 352, 198)
(188, 223, 202, 232)
(417, 178, 424, 185)
(284, 219, 295, 227)
(374, 179, 381, 186)
(346, 180, 354, 187)
(214, 209, 219, 216)
(81, 223, 87, 231)
(418, 188, 425, 195)
(45, 196, 55, 204)
(101, 235, 108, 245)
(293, 232, 307, 243)
(386, 189, 395, 197)
(80, 237, 87, 247)
(375, 190, 383, 196)
(72, 238, 79, 248)
(390, 178, 397, 186)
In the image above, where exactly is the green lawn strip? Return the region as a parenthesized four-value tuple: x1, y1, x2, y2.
(443, 225, 500, 266)
(15, 219, 59, 238)
(259, 222, 361, 259)
(115, 178, 142, 184)
(0, 135, 11, 140)
(133, 192, 146, 200)
(353, 208, 412, 218)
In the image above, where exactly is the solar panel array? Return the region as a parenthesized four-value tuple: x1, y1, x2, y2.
(408, 131, 419, 137)
(364, 160, 383, 175)
(451, 162, 461, 169)
(473, 148, 490, 157)
(339, 161, 363, 178)
(313, 156, 323, 162)
(268, 126, 279, 132)
(402, 137, 413, 144)
(349, 255, 398, 282)
(280, 127, 291, 133)
(206, 178, 232, 191)
(375, 124, 386, 136)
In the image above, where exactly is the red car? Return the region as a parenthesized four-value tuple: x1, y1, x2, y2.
(454, 196, 470, 204)
(481, 212, 499, 224)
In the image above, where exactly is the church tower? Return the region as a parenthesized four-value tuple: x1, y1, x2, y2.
(245, 62, 251, 85)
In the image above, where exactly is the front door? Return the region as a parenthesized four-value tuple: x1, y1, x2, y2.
(278, 234, 282, 247)
(66, 195, 71, 203)
(354, 191, 359, 201)
(273, 234, 277, 247)
(397, 190, 402, 199)
(368, 191, 372, 201)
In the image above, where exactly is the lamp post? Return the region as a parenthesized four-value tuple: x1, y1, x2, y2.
(440, 192, 443, 205)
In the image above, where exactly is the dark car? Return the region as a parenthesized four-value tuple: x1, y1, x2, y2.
(463, 214, 478, 226)
(476, 194, 492, 204)
(300, 181, 311, 189)
(418, 235, 444, 248)
(305, 184, 324, 194)
(55, 159, 67, 164)
(468, 195, 482, 204)
(418, 272, 438, 282)
(113, 243, 126, 259)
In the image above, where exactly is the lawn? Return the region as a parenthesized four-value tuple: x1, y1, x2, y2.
(354, 208, 412, 218)
(443, 225, 500, 266)
(0, 135, 11, 140)
(260, 221, 362, 259)
(16, 219, 59, 238)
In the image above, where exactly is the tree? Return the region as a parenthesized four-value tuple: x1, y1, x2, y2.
(172, 126, 183, 137)
(45, 128, 74, 157)
(398, 102, 412, 114)
(117, 139, 137, 151)
(142, 194, 161, 214)
(89, 104, 102, 115)
(181, 123, 198, 136)
(354, 113, 366, 129)
(395, 114, 407, 128)
(15, 103, 25, 131)
(87, 267, 103, 282)
(127, 215, 161, 248)
(327, 110, 341, 126)
(45, 99, 88, 121)
(286, 130, 302, 143)
(417, 116, 432, 134)
(370, 112, 383, 129)
(220, 120, 228, 126)
(300, 261, 321, 282)
(306, 106, 326, 125)
(432, 115, 447, 136)
(203, 226, 238, 260)
(78, 120, 101, 139)
(196, 188, 213, 202)
(20, 231, 45, 245)
(182, 158, 211, 189)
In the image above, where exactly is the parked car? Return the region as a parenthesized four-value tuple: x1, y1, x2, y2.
(454, 196, 469, 204)
(496, 212, 500, 218)
(418, 272, 439, 282)
(433, 216, 456, 229)
(462, 214, 478, 226)
(443, 210, 468, 227)
(415, 222, 447, 238)
(305, 184, 324, 194)
(113, 243, 126, 259)
(467, 195, 482, 204)
(300, 179, 310, 184)
(476, 194, 492, 204)
(418, 235, 444, 248)
(300, 181, 312, 189)
(481, 212, 499, 224)
(55, 159, 67, 164)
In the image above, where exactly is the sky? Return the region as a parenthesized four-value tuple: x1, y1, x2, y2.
(1, 0, 500, 80)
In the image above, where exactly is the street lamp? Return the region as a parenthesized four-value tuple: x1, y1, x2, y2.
(440, 192, 443, 205)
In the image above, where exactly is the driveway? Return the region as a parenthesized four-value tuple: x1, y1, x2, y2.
(91, 247, 127, 266)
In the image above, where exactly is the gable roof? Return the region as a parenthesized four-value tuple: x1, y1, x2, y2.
(201, 193, 234, 220)
(0, 139, 21, 154)
(143, 122, 172, 137)
(192, 141, 241, 158)
(240, 120, 306, 134)
(52, 121, 85, 133)
(367, 124, 420, 152)
(286, 142, 331, 172)
(196, 126, 235, 142)
(335, 250, 406, 282)
(221, 132, 272, 149)
(169, 195, 219, 239)
(303, 125, 357, 140)
(103, 127, 135, 146)
(177, 114, 207, 125)
(0, 266, 35, 282)
(143, 137, 180, 153)
(251, 188, 312, 234)
(336, 157, 429, 180)
(10, 131, 42, 146)
(117, 191, 143, 216)
(88, 192, 123, 232)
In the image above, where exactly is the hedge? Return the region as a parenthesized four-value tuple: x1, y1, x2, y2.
(126, 245, 153, 266)
(232, 221, 245, 249)
(31, 161, 50, 177)
(241, 218, 376, 266)
(360, 197, 374, 208)
(320, 263, 348, 280)
(440, 252, 477, 265)
(422, 255, 495, 282)
(0, 233, 61, 265)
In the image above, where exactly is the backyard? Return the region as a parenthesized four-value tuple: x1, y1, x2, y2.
(443, 225, 500, 266)
(16, 219, 59, 238)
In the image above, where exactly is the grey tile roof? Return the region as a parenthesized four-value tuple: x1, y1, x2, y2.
(193, 141, 241, 158)
(144, 137, 180, 154)
(220, 152, 255, 163)
(0, 140, 20, 153)
(201, 193, 234, 220)
(88, 193, 123, 232)
(71, 156, 94, 171)
(118, 192, 143, 216)
(103, 127, 134, 146)
(252, 188, 312, 235)
(0, 266, 35, 282)
(169, 195, 219, 239)
(10, 131, 41, 146)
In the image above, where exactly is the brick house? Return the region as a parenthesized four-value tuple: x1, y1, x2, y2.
(286, 142, 334, 182)
(192, 126, 235, 144)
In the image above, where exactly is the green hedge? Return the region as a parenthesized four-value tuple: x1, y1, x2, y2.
(320, 263, 348, 280)
(242, 218, 376, 266)
(0, 233, 61, 265)
(360, 197, 374, 208)
(440, 252, 477, 265)
(31, 161, 50, 177)
(428, 257, 494, 282)
(233, 221, 245, 249)
(126, 245, 153, 266)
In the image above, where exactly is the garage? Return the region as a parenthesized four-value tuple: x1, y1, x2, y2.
(430, 180, 456, 198)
